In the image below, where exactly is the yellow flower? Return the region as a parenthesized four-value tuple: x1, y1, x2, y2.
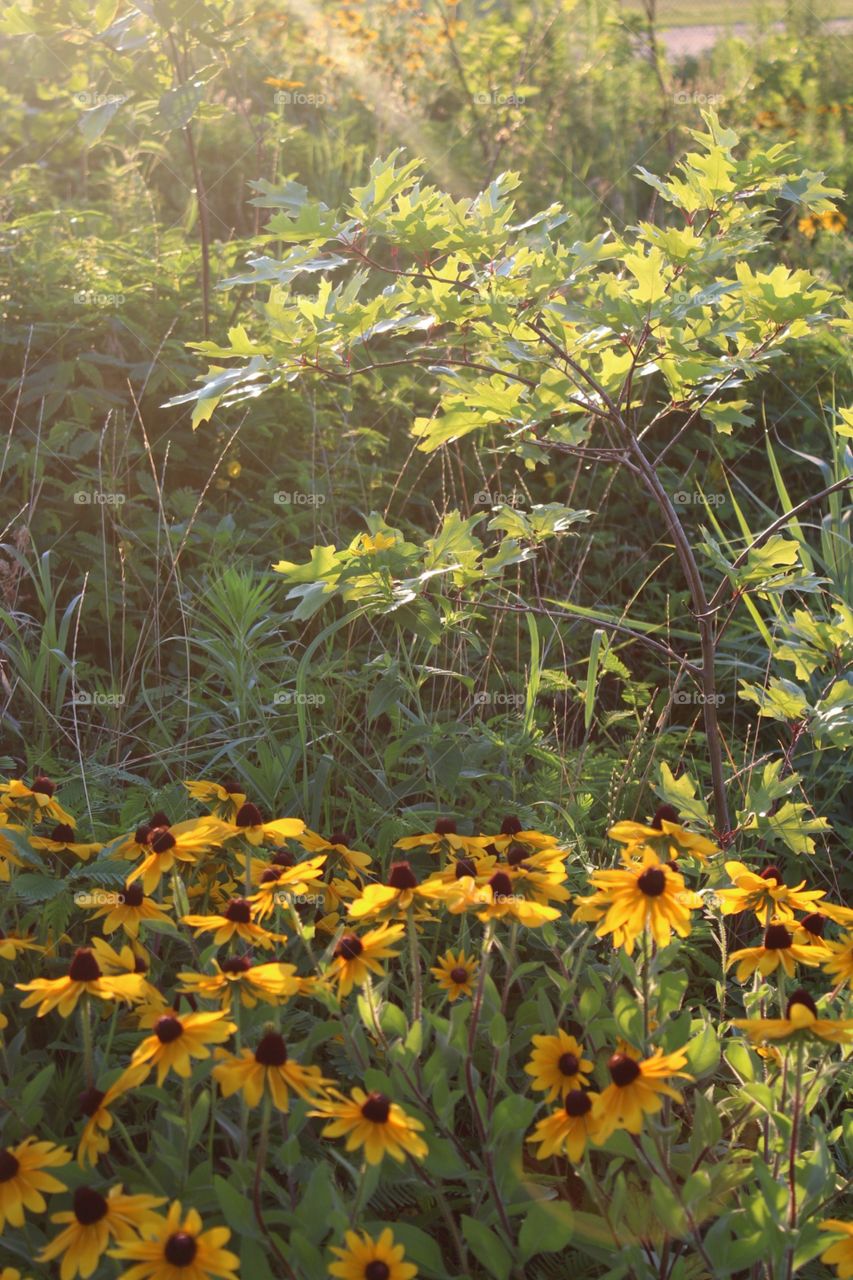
(0, 1135, 70, 1231)
(821, 1220, 853, 1279)
(524, 1032, 593, 1101)
(29, 823, 102, 860)
(77, 1065, 150, 1168)
(16, 948, 147, 1017)
(298, 827, 373, 879)
(822, 934, 853, 987)
(181, 897, 284, 949)
(178, 958, 303, 1008)
(527, 1089, 603, 1161)
(329, 1228, 418, 1280)
(0, 776, 75, 827)
(220, 801, 305, 847)
(326, 922, 405, 997)
(88, 883, 172, 938)
(213, 1032, 330, 1110)
(38, 1184, 165, 1279)
(348, 862, 435, 921)
(821, 209, 847, 234)
(586, 848, 701, 953)
(126, 818, 228, 894)
(429, 949, 477, 1000)
(395, 817, 489, 858)
(0, 930, 44, 961)
(184, 778, 247, 819)
(593, 1048, 692, 1141)
(798, 213, 821, 239)
(246, 854, 326, 920)
(311, 1087, 428, 1164)
(607, 805, 719, 862)
(728, 922, 827, 982)
(109, 1201, 239, 1280)
(715, 861, 826, 924)
(473, 870, 561, 927)
(731, 988, 853, 1044)
(130, 1010, 236, 1085)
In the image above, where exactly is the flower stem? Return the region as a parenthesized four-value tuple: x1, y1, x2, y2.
(407, 911, 422, 1024)
(784, 1039, 806, 1280)
(80, 995, 94, 1088)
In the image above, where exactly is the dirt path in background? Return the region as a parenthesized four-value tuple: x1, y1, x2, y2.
(660, 16, 853, 55)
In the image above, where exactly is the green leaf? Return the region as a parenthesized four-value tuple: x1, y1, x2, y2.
(519, 1200, 574, 1260)
(461, 1216, 512, 1280)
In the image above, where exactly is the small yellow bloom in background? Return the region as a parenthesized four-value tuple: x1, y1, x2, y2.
(798, 213, 822, 238)
(821, 209, 848, 234)
(38, 1184, 165, 1280)
(592, 1048, 693, 1141)
(731, 988, 853, 1045)
(823, 934, 853, 987)
(821, 1220, 853, 1279)
(395, 816, 489, 859)
(29, 824, 102, 860)
(178, 958, 303, 1009)
(0, 930, 43, 961)
(77, 1064, 150, 1168)
(430, 949, 477, 1000)
(0, 1135, 70, 1231)
(525, 1031, 594, 1101)
(311, 1086, 428, 1164)
(109, 1201, 239, 1280)
(183, 778, 247, 820)
(213, 1031, 330, 1110)
(0, 776, 76, 827)
(715, 861, 826, 924)
(298, 826, 373, 879)
(527, 1089, 603, 1161)
(326, 922, 405, 997)
(728, 921, 828, 982)
(329, 1227, 418, 1280)
(607, 804, 719, 862)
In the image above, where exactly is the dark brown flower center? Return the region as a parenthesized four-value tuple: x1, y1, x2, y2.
(0, 1149, 20, 1181)
(558, 1052, 580, 1077)
(361, 1091, 391, 1123)
(500, 815, 523, 835)
(221, 779, 242, 794)
(759, 865, 783, 884)
(236, 802, 264, 828)
(651, 804, 679, 830)
(78, 1087, 106, 1117)
(148, 811, 172, 829)
(225, 898, 252, 924)
(260, 868, 282, 885)
(69, 948, 102, 982)
(328, 830, 350, 847)
(164, 1232, 198, 1266)
(449, 966, 470, 984)
(388, 861, 418, 890)
(120, 883, 144, 907)
(365, 1264, 391, 1280)
(506, 842, 529, 867)
(150, 828, 176, 853)
(608, 1053, 641, 1087)
(73, 1186, 108, 1225)
(565, 1089, 593, 1117)
(455, 858, 476, 879)
(800, 912, 826, 938)
(637, 867, 666, 897)
(220, 955, 252, 974)
(272, 846, 296, 868)
(335, 933, 363, 960)
(32, 774, 55, 796)
(764, 923, 793, 950)
(434, 818, 457, 835)
(255, 1032, 288, 1066)
(489, 871, 513, 899)
(154, 1015, 184, 1044)
(787, 989, 818, 1018)
(134, 823, 152, 845)
(50, 823, 75, 843)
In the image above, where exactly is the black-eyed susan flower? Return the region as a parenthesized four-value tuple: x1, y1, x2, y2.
(126, 819, 227, 894)
(823, 934, 853, 987)
(38, 1183, 165, 1279)
(130, 1009, 236, 1085)
(731, 988, 853, 1045)
(88, 883, 172, 938)
(347, 861, 435, 921)
(181, 897, 284, 949)
(0, 929, 43, 961)
(728, 921, 828, 982)
(524, 1031, 593, 1101)
(820, 1220, 853, 1278)
(527, 1089, 603, 1161)
(475, 870, 561, 927)
(485, 816, 566, 855)
(310, 1087, 428, 1164)
(327, 922, 405, 996)
(429, 949, 477, 1000)
(821, 209, 848, 234)
(0, 776, 75, 827)
(183, 778, 246, 819)
(246, 854, 326, 920)
(213, 1031, 330, 1110)
(798, 213, 822, 239)
(586, 848, 701, 953)
(395, 817, 488, 859)
(77, 1065, 150, 1168)
(0, 813, 27, 880)
(608, 804, 719, 862)
(30, 823, 102, 861)
(715, 861, 827, 924)
(0, 1135, 70, 1231)
(298, 827, 373, 879)
(592, 1048, 692, 1141)
(221, 802, 305, 847)
(109, 1202, 239, 1280)
(177, 957, 303, 1008)
(328, 1228, 417, 1280)
(16, 948, 147, 1017)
